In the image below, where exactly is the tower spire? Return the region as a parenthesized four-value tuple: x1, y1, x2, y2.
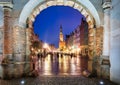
(60, 25, 62, 33)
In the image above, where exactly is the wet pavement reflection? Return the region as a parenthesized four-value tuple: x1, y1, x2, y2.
(0, 54, 88, 79)
(37, 54, 87, 76)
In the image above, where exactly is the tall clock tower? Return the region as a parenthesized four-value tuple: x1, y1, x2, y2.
(59, 25, 64, 41)
(59, 25, 65, 51)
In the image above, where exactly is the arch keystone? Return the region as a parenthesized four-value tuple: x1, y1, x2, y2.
(64, 1, 74, 7)
(19, 0, 100, 27)
(56, 0, 64, 5)
(46, 1, 57, 6)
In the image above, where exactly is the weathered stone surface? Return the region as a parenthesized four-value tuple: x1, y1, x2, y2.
(26, 28, 31, 61)
(0, 28, 3, 54)
(2, 5, 13, 62)
(95, 27, 103, 56)
(13, 26, 26, 62)
(110, 0, 120, 84)
(0, 76, 117, 85)
(0, 0, 12, 2)
(0, 63, 31, 79)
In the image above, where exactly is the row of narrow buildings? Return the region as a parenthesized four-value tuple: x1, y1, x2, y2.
(30, 17, 103, 60)
(59, 18, 103, 58)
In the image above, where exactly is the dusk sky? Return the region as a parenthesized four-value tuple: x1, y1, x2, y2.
(33, 6, 84, 48)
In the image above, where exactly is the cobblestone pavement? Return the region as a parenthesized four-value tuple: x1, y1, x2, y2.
(0, 75, 118, 85)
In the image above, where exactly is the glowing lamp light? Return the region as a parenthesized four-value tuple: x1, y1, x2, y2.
(43, 43, 48, 48)
(100, 80, 104, 85)
(21, 80, 25, 84)
(38, 49, 40, 52)
(72, 46, 74, 49)
(31, 48, 34, 51)
(77, 48, 81, 51)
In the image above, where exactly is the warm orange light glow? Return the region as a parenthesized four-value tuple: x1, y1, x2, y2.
(43, 43, 48, 48)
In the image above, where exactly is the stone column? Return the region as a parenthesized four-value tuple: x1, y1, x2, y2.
(0, 27, 3, 63)
(25, 20, 33, 61)
(3, 3, 13, 61)
(13, 25, 26, 62)
(102, 1, 111, 57)
(26, 28, 30, 61)
(0, 7, 3, 63)
(110, 0, 120, 84)
(10, 25, 30, 78)
(101, 0, 111, 79)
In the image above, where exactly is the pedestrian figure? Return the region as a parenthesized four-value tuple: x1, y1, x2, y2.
(61, 54, 63, 57)
(32, 56, 36, 70)
(57, 53, 59, 58)
(37, 53, 40, 60)
(32, 55, 38, 70)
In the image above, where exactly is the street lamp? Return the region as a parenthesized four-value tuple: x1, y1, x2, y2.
(31, 47, 34, 51)
(43, 43, 48, 48)
(21, 80, 25, 85)
(99, 80, 104, 85)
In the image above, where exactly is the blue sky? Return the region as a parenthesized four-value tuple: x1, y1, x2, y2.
(33, 6, 84, 48)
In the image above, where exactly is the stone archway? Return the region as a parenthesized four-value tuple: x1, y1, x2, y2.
(16, 0, 102, 76)
(1, 0, 101, 63)
(18, 0, 101, 57)
(14, 0, 101, 73)
(19, 0, 100, 27)
(1, 0, 103, 79)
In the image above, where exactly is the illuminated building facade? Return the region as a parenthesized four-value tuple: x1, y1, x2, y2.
(73, 25, 81, 53)
(65, 32, 74, 51)
(80, 18, 89, 55)
(65, 18, 88, 55)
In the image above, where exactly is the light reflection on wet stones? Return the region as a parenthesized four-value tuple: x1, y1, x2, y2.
(0, 55, 117, 85)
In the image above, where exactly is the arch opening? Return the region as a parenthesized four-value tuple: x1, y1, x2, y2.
(19, 0, 100, 28)
(33, 5, 86, 48)
(18, 0, 102, 76)
(28, 5, 90, 76)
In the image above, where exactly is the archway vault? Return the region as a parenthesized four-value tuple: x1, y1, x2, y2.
(19, 0, 100, 28)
